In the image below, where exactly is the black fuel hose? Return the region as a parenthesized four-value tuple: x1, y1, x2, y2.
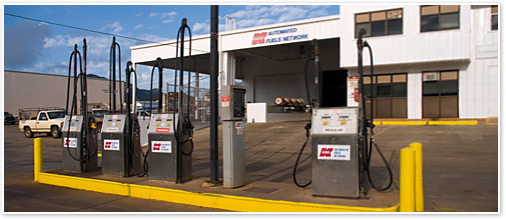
(362, 42, 393, 192)
(293, 121, 312, 188)
(293, 56, 314, 188)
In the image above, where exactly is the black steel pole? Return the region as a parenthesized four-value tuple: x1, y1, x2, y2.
(312, 39, 322, 107)
(157, 57, 163, 113)
(209, 5, 219, 183)
(357, 29, 367, 196)
(112, 37, 117, 113)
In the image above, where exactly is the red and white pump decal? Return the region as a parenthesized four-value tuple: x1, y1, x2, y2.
(151, 141, 171, 153)
(317, 144, 350, 160)
(222, 96, 230, 107)
(104, 139, 120, 151)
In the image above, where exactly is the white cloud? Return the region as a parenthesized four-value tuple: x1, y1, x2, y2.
(134, 24, 143, 29)
(192, 22, 209, 33)
(103, 21, 123, 34)
(136, 34, 170, 43)
(224, 5, 333, 29)
(135, 12, 143, 17)
(149, 11, 177, 23)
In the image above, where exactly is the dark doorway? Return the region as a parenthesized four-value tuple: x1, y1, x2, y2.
(321, 69, 348, 107)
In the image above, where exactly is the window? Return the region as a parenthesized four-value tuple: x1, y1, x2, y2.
(355, 9, 403, 38)
(492, 5, 498, 30)
(422, 70, 459, 118)
(421, 5, 460, 32)
(38, 113, 48, 121)
(364, 73, 407, 118)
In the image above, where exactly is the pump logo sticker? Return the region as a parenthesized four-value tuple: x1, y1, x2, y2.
(104, 139, 120, 151)
(152, 141, 171, 153)
(317, 144, 350, 160)
(252, 32, 268, 45)
(63, 137, 77, 148)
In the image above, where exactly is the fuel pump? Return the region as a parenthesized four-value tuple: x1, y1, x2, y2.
(292, 35, 392, 198)
(101, 39, 141, 177)
(221, 85, 247, 188)
(146, 57, 183, 181)
(151, 18, 195, 183)
(62, 39, 99, 173)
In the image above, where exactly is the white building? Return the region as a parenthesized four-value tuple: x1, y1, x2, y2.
(130, 5, 498, 121)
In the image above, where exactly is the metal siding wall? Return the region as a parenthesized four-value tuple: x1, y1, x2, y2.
(460, 6, 499, 118)
(4, 71, 122, 115)
(407, 72, 422, 119)
(340, 5, 471, 68)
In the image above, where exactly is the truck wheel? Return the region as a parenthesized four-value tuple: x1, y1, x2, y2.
(24, 127, 33, 138)
(51, 126, 61, 139)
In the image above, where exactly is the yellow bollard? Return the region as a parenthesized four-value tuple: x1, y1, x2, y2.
(410, 142, 424, 212)
(399, 147, 415, 212)
(34, 138, 43, 182)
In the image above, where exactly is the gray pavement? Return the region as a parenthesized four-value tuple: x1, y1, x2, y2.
(3, 121, 499, 212)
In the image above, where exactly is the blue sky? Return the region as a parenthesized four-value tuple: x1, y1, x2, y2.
(4, 4, 340, 89)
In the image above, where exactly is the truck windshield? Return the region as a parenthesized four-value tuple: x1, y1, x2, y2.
(47, 111, 66, 119)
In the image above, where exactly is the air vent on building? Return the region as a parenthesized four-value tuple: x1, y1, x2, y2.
(423, 72, 439, 81)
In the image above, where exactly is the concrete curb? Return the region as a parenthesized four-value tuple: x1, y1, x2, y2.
(37, 172, 399, 212)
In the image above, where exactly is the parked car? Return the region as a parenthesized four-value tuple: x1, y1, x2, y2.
(4, 112, 16, 125)
(18, 108, 65, 138)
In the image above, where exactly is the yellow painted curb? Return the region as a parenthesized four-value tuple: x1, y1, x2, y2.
(381, 121, 427, 126)
(38, 172, 399, 212)
(486, 117, 498, 125)
(373, 121, 382, 125)
(427, 121, 477, 125)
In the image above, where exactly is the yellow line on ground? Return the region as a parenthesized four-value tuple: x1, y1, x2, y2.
(381, 121, 427, 126)
(428, 121, 477, 125)
(38, 172, 399, 212)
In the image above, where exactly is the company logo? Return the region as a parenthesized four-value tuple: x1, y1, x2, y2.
(252, 32, 268, 45)
(153, 143, 161, 151)
(151, 141, 171, 153)
(319, 148, 333, 157)
(104, 139, 120, 151)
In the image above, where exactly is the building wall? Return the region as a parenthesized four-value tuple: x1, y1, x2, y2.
(340, 5, 471, 67)
(4, 70, 123, 116)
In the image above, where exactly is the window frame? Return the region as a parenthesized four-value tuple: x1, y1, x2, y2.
(420, 5, 460, 32)
(355, 8, 403, 38)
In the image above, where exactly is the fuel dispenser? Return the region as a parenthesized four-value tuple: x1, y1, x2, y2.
(293, 35, 392, 198)
(62, 39, 99, 173)
(146, 18, 195, 183)
(221, 85, 247, 188)
(100, 39, 141, 177)
(146, 58, 191, 181)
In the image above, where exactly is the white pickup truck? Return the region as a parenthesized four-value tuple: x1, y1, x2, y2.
(18, 108, 66, 138)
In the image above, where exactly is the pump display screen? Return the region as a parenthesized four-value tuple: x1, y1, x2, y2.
(233, 88, 246, 118)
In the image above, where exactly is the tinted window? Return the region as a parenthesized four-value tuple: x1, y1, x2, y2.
(355, 23, 370, 37)
(421, 14, 439, 32)
(441, 80, 458, 96)
(392, 83, 407, 97)
(38, 113, 48, 120)
(371, 20, 386, 36)
(47, 111, 66, 119)
(440, 13, 459, 30)
(387, 19, 403, 35)
(376, 84, 392, 98)
(423, 81, 439, 96)
(492, 14, 498, 30)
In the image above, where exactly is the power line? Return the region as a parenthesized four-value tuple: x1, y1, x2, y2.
(4, 12, 209, 53)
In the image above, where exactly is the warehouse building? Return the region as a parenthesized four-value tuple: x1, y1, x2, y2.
(3, 70, 123, 116)
(131, 5, 499, 122)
